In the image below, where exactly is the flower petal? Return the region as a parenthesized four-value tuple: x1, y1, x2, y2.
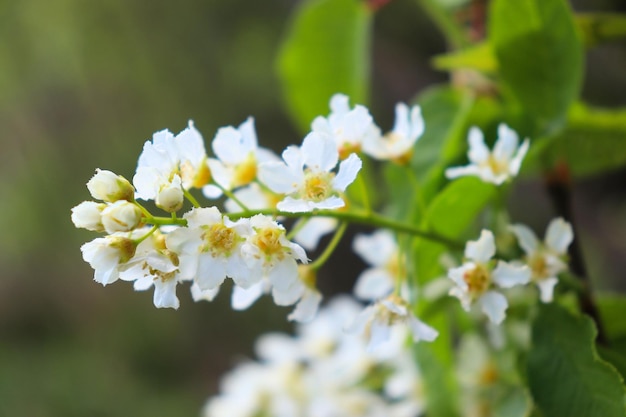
(354, 269, 394, 301)
(231, 281, 265, 310)
(509, 223, 539, 254)
(467, 127, 489, 164)
(537, 277, 559, 303)
(465, 230, 495, 263)
(545, 217, 573, 254)
(332, 153, 362, 192)
(493, 124, 519, 161)
(408, 316, 438, 342)
(492, 261, 531, 288)
(288, 289, 322, 323)
(479, 291, 508, 324)
(302, 132, 338, 172)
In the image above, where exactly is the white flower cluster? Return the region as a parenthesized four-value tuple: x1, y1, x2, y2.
(203, 297, 425, 417)
(447, 220, 573, 324)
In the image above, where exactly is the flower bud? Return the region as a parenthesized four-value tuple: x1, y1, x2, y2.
(87, 169, 135, 202)
(71, 201, 106, 232)
(156, 181, 184, 213)
(101, 201, 143, 233)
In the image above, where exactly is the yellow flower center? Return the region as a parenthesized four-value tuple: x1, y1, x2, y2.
(201, 223, 239, 256)
(338, 142, 361, 160)
(302, 171, 334, 202)
(253, 227, 285, 260)
(528, 253, 549, 281)
(485, 155, 508, 176)
(463, 264, 491, 295)
(232, 153, 258, 188)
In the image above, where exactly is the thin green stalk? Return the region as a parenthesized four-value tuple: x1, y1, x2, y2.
(216, 183, 250, 213)
(310, 221, 348, 271)
(184, 189, 201, 208)
(228, 209, 464, 249)
(287, 217, 310, 240)
(355, 173, 371, 214)
(133, 224, 158, 244)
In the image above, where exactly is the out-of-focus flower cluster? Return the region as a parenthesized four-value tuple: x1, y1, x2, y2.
(203, 297, 426, 417)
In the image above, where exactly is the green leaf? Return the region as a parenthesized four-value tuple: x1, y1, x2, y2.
(431, 41, 498, 73)
(527, 304, 626, 417)
(576, 13, 626, 47)
(277, 0, 372, 133)
(524, 103, 626, 177)
(413, 177, 496, 284)
(490, 0, 583, 134)
(597, 294, 626, 342)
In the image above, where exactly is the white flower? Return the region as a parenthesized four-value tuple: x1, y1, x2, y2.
(134, 122, 208, 212)
(362, 103, 424, 162)
(445, 124, 530, 185)
(166, 207, 253, 291)
(286, 266, 323, 323)
(311, 93, 381, 159)
(509, 218, 573, 302)
(119, 231, 191, 309)
(347, 295, 438, 350)
(241, 215, 308, 292)
(80, 233, 138, 286)
(71, 201, 105, 232)
(100, 200, 143, 233)
(87, 169, 134, 202)
(447, 230, 531, 324)
(258, 132, 362, 213)
(352, 230, 403, 301)
(190, 282, 220, 303)
(203, 117, 278, 197)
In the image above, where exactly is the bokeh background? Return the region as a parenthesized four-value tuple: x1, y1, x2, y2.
(1, 0, 624, 415)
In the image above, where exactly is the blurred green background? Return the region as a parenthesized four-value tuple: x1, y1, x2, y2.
(0, 0, 624, 416)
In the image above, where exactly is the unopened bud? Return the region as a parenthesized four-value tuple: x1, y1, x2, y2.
(71, 201, 106, 232)
(87, 169, 135, 202)
(156, 181, 184, 213)
(101, 201, 143, 233)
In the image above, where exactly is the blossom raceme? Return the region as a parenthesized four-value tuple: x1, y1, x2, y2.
(362, 102, 424, 163)
(258, 131, 362, 212)
(71, 201, 106, 232)
(509, 217, 573, 302)
(311, 93, 381, 160)
(447, 230, 531, 324)
(445, 124, 530, 185)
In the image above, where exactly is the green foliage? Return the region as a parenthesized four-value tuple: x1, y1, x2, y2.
(277, 0, 372, 133)
(527, 304, 626, 417)
(490, 0, 583, 134)
(524, 103, 626, 176)
(431, 42, 498, 73)
(576, 13, 626, 47)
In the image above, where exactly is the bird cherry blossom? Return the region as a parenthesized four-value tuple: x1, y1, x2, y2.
(203, 117, 278, 198)
(447, 230, 531, 324)
(362, 103, 424, 163)
(119, 230, 191, 309)
(311, 93, 381, 160)
(87, 169, 135, 203)
(347, 294, 438, 350)
(258, 131, 362, 213)
(445, 124, 530, 185)
(509, 217, 573, 302)
(80, 232, 140, 286)
(165, 207, 253, 291)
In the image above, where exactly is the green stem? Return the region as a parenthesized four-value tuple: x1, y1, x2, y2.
(310, 221, 347, 271)
(133, 224, 158, 244)
(216, 183, 250, 213)
(287, 217, 310, 240)
(228, 209, 464, 249)
(184, 189, 201, 208)
(355, 173, 371, 214)
(148, 216, 187, 226)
